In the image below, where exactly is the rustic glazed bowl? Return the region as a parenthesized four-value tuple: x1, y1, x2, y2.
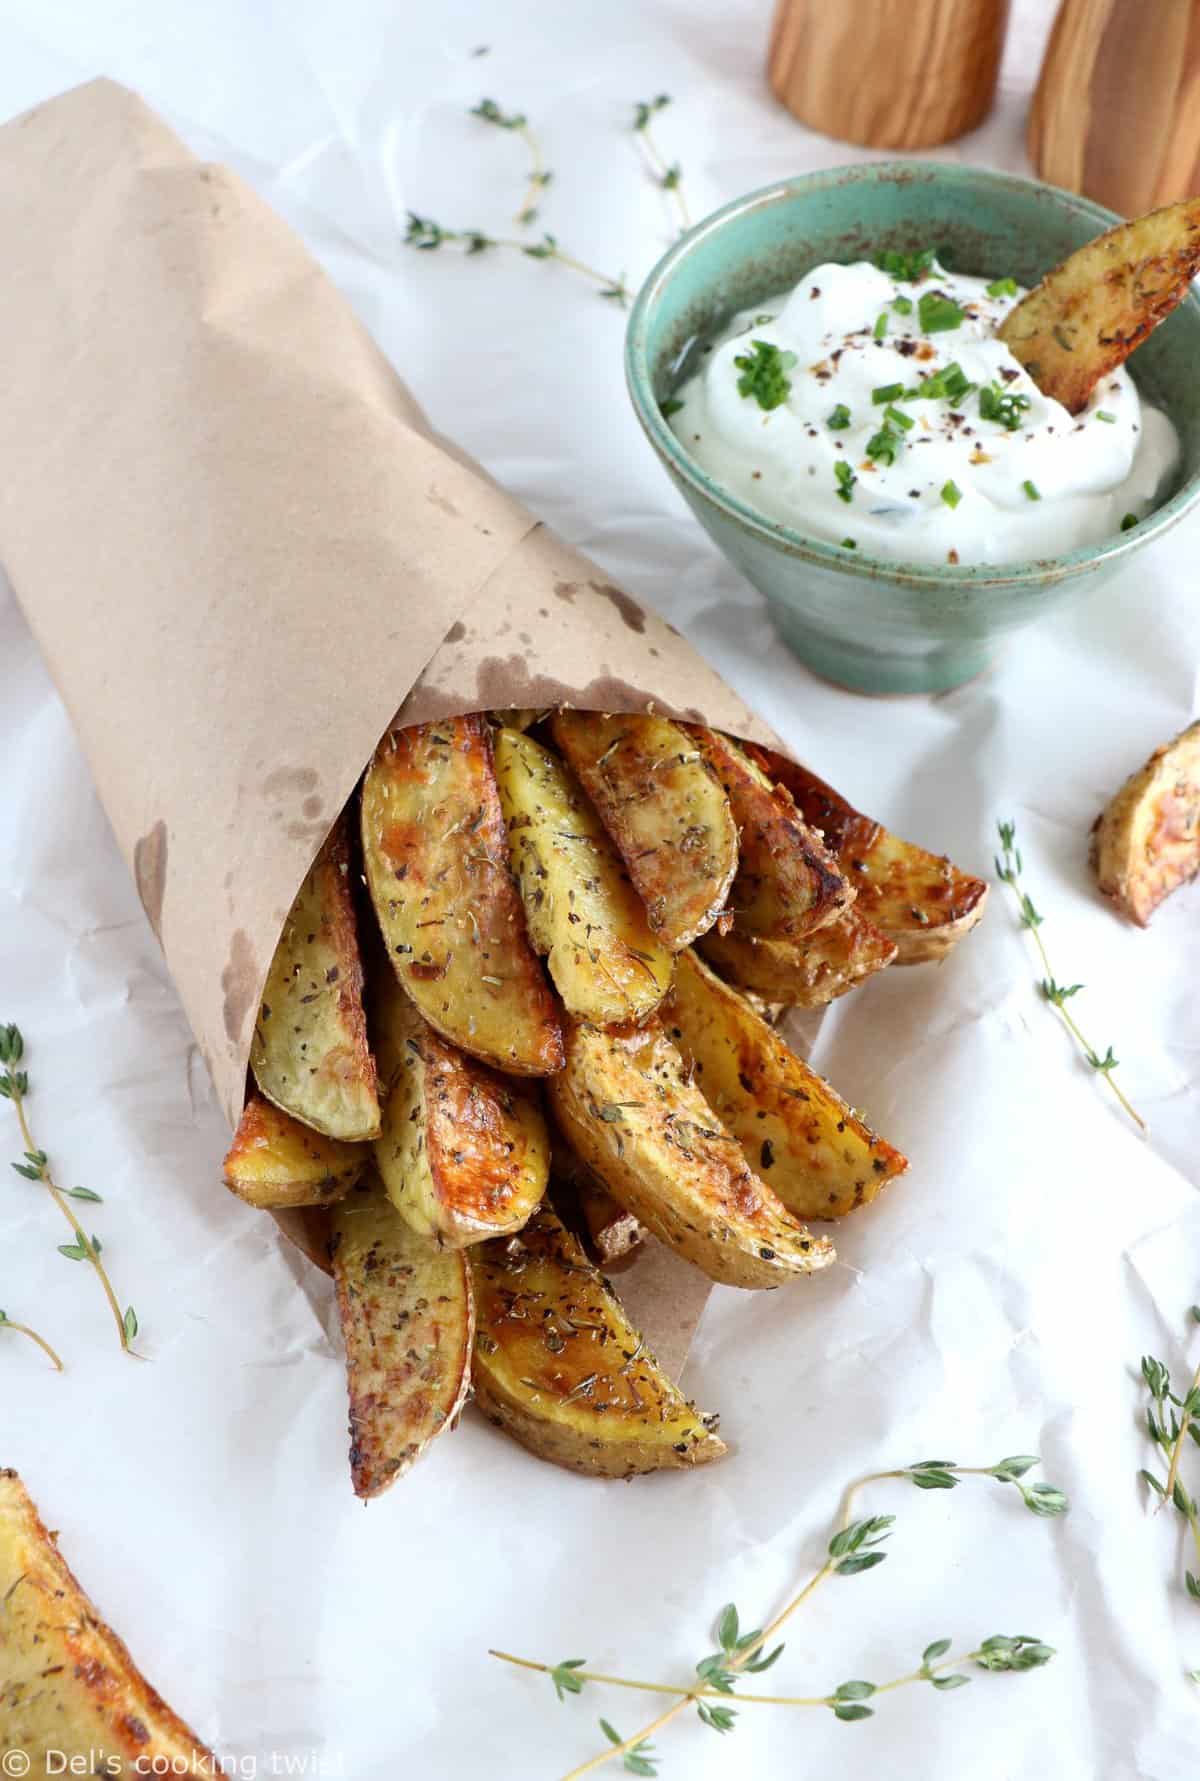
(625, 163, 1200, 694)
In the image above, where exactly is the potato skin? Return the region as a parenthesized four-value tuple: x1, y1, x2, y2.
(700, 909, 896, 1005)
(750, 748, 988, 965)
(371, 966, 549, 1245)
(251, 814, 381, 1140)
(330, 1174, 474, 1497)
(664, 950, 907, 1219)
(494, 726, 674, 1025)
(470, 1204, 724, 1477)
(998, 199, 1200, 412)
(1091, 719, 1200, 925)
(222, 1093, 368, 1209)
(550, 710, 738, 948)
(361, 717, 564, 1075)
(0, 1470, 216, 1769)
(549, 1017, 834, 1289)
(688, 727, 852, 940)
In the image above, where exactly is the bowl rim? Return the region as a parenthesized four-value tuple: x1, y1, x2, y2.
(624, 160, 1200, 590)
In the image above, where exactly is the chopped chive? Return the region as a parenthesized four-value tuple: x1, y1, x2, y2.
(941, 479, 962, 509)
(840, 537, 857, 549)
(1120, 511, 1138, 531)
(1022, 479, 1041, 501)
(661, 396, 684, 418)
(884, 404, 914, 432)
(918, 291, 965, 334)
(865, 424, 902, 466)
(733, 339, 797, 411)
(876, 247, 936, 282)
(986, 276, 1018, 298)
(873, 311, 888, 340)
(827, 403, 852, 430)
(872, 382, 905, 405)
(891, 294, 913, 315)
(1096, 410, 1117, 423)
(979, 381, 1031, 430)
(835, 460, 857, 504)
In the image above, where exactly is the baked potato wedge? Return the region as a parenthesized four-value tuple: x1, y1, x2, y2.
(701, 908, 897, 1005)
(998, 199, 1200, 413)
(550, 710, 738, 948)
(330, 1172, 474, 1497)
(361, 717, 564, 1075)
(664, 950, 907, 1219)
(494, 726, 674, 1024)
(371, 963, 549, 1245)
(688, 726, 852, 939)
(1091, 719, 1200, 924)
(0, 1469, 216, 1771)
(549, 1017, 834, 1288)
(250, 814, 380, 1141)
(222, 1093, 369, 1209)
(469, 1203, 724, 1476)
(750, 748, 988, 964)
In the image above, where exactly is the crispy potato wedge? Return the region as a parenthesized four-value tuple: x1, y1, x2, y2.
(469, 1203, 724, 1476)
(688, 727, 852, 939)
(0, 1469, 216, 1770)
(1091, 719, 1200, 925)
(998, 199, 1200, 413)
(550, 710, 738, 948)
(664, 950, 907, 1219)
(494, 726, 674, 1024)
(251, 815, 380, 1140)
(222, 1093, 368, 1209)
(371, 963, 549, 1245)
(700, 909, 897, 1005)
(750, 748, 988, 964)
(361, 717, 564, 1075)
(330, 1173, 474, 1497)
(549, 1017, 834, 1288)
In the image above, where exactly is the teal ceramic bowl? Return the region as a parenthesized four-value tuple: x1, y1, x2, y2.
(625, 163, 1200, 694)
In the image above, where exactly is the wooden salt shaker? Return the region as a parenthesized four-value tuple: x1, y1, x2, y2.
(1029, 0, 1200, 215)
(767, 0, 1011, 150)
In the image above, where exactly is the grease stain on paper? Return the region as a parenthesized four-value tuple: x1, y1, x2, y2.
(133, 819, 168, 943)
(471, 653, 706, 723)
(221, 929, 259, 1046)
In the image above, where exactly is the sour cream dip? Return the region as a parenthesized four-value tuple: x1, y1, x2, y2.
(667, 257, 1179, 566)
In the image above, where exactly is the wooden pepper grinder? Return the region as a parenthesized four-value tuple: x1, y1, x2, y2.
(767, 0, 1011, 150)
(1029, 0, 1200, 215)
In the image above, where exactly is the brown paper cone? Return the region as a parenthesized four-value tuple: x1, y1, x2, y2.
(0, 80, 785, 1375)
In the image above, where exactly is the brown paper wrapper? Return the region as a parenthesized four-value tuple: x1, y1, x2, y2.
(0, 79, 778, 1376)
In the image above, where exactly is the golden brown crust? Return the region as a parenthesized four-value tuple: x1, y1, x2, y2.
(700, 908, 897, 1005)
(361, 716, 564, 1075)
(222, 1093, 368, 1208)
(1091, 719, 1200, 924)
(0, 1470, 216, 1767)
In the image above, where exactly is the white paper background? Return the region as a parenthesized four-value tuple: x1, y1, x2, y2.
(1, 3, 1198, 1776)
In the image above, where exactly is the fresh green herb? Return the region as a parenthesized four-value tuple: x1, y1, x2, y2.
(470, 98, 553, 226)
(873, 311, 888, 340)
(733, 340, 797, 412)
(866, 417, 905, 467)
(892, 294, 913, 316)
(994, 823, 1145, 1130)
(1140, 1315, 1200, 1607)
(986, 276, 1019, 298)
(493, 1451, 1067, 1776)
(840, 538, 857, 550)
(632, 95, 689, 232)
(0, 1306, 63, 1371)
(941, 480, 962, 509)
(826, 404, 852, 430)
(1022, 480, 1041, 501)
(918, 291, 965, 334)
(1096, 410, 1117, 423)
(979, 382, 1032, 431)
(884, 405, 914, 432)
(1, 1023, 141, 1355)
(926, 361, 974, 404)
(405, 213, 630, 304)
(1121, 512, 1138, 531)
(834, 461, 857, 504)
(660, 397, 684, 418)
(877, 247, 937, 282)
(872, 383, 906, 405)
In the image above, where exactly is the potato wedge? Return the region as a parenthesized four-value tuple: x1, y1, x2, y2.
(0, 1469, 216, 1770)
(998, 199, 1200, 413)
(330, 1173, 474, 1497)
(749, 748, 988, 964)
(551, 1140, 645, 1262)
(549, 1017, 834, 1288)
(494, 726, 674, 1024)
(361, 717, 563, 1075)
(550, 710, 738, 948)
(664, 950, 907, 1219)
(1091, 719, 1200, 925)
(688, 727, 852, 939)
(700, 908, 897, 1005)
(251, 814, 380, 1140)
(469, 1203, 724, 1476)
(371, 964, 549, 1245)
(222, 1093, 368, 1209)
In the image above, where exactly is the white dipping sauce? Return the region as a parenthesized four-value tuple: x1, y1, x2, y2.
(668, 259, 1179, 565)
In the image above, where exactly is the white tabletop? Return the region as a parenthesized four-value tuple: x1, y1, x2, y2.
(2, 2, 1198, 1777)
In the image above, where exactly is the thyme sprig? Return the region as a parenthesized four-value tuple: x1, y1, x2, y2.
(632, 95, 689, 232)
(1141, 1313, 1200, 1602)
(1, 1024, 140, 1356)
(493, 1452, 1067, 1776)
(0, 1307, 63, 1371)
(995, 821, 1145, 1132)
(470, 98, 553, 226)
(404, 213, 629, 305)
